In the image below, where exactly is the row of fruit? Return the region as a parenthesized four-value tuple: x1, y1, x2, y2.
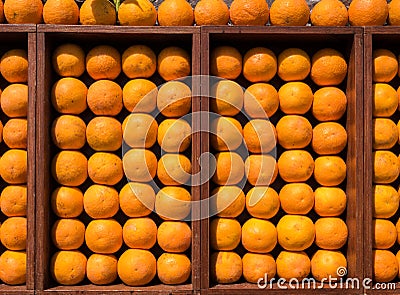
(209, 42, 349, 284)
(0, 49, 29, 285)
(49, 42, 193, 286)
(371, 47, 400, 283)
(1, 0, 400, 27)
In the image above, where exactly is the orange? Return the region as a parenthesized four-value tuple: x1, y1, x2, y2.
(373, 83, 398, 117)
(242, 218, 277, 253)
(311, 48, 348, 86)
(243, 83, 279, 118)
(157, 81, 191, 117)
(3, 118, 27, 149)
(245, 154, 278, 186)
(210, 251, 242, 284)
(243, 47, 277, 83)
(87, 80, 123, 116)
(374, 219, 397, 249)
(212, 152, 244, 185)
(51, 78, 87, 114)
(4, 0, 42, 24)
(373, 151, 399, 184)
(276, 251, 310, 280)
(311, 250, 347, 281)
(210, 186, 245, 218)
(88, 153, 123, 186)
(51, 115, 86, 150)
(373, 118, 398, 150)
(85, 219, 123, 254)
(314, 156, 346, 186)
(79, 0, 116, 25)
(211, 80, 244, 116)
(210, 217, 241, 251)
(122, 45, 156, 79)
(278, 48, 310, 81)
(314, 187, 347, 217)
(373, 49, 398, 82)
(1, 185, 27, 217)
(270, 0, 310, 26)
(51, 218, 85, 250)
(117, 249, 156, 286)
(155, 186, 192, 220)
(373, 250, 399, 283)
(279, 183, 314, 215)
(0, 250, 26, 285)
(84, 185, 119, 219)
(194, 0, 229, 25)
(158, 0, 194, 26)
(211, 117, 243, 152)
(119, 182, 155, 217)
(123, 149, 157, 182)
(43, 0, 79, 25)
(157, 47, 191, 81)
(158, 118, 191, 153)
(310, 0, 348, 26)
(157, 253, 191, 285)
(0, 1, 3, 23)
(157, 154, 192, 186)
(0, 217, 26, 250)
(123, 217, 157, 249)
(122, 114, 157, 149)
(51, 250, 86, 285)
(312, 87, 347, 121)
(389, 0, 400, 25)
(52, 43, 85, 77)
(278, 82, 313, 114)
(278, 150, 314, 182)
(157, 221, 191, 252)
(0, 49, 28, 83)
(276, 115, 312, 149)
(86, 117, 122, 151)
(348, 0, 388, 26)
(210, 46, 242, 80)
(243, 119, 276, 153)
(246, 187, 280, 219)
(373, 185, 399, 218)
(0, 150, 27, 184)
(229, 0, 269, 25)
(315, 218, 348, 250)
(123, 79, 157, 113)
(277, 215, 315, 251)
(242, 253, 276, 284)
(397, 251, 400, 278)
(86, 45, 121, 80)
(87, 254, 117, 285)
(1, 84, 28, 117)
(51, 186, 83, 218)
(312, 122, 348, 155)
(118, 0, 157, 26)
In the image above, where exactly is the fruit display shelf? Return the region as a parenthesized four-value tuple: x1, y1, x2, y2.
(0, 24, 36, 295)
(364, 26, 400, 295)
(200, 26, 364, 295)
(35, 25, 201, 294)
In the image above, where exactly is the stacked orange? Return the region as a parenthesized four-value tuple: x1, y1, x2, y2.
(370, 48, 400, 283)
(209, 45, 349, 284)
(0, 48, 29, 285)
(50, 42, 192, 286)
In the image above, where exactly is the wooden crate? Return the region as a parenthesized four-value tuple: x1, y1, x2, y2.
(200, 26, 364, 295)
(363, 26, 400, 295)
(0, 24, 36, 295)
(35, 25, 201, 294)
